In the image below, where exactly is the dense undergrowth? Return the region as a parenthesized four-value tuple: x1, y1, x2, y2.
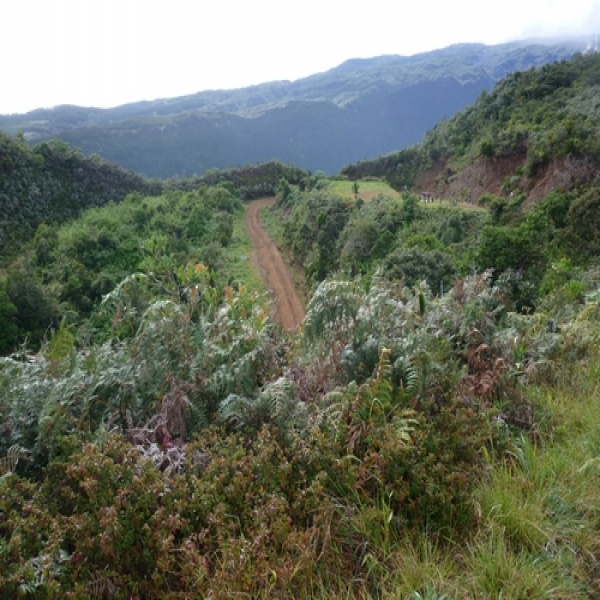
(1, 176, 600, 597)
(276, 177, 600, 316)
(1, 239, 600, 596)
(0, 183, 262, 353)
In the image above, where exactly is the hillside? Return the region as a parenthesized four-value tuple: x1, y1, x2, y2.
(341, 50, 600, 204)
(0, 130, 308, 260)
(2, 168, 600, 597)
(0, 38, 590, 177)
(2, 42, 600, 596)
(0, 133, 162, 261)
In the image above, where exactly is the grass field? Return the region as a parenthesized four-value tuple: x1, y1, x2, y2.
(327, 179, 485, 213)
(328, 179, 401, 202)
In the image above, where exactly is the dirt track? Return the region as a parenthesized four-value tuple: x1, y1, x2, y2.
(245, 198, 305, 331)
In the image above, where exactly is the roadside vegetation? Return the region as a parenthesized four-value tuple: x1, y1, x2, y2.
(1, 51, 600, 598)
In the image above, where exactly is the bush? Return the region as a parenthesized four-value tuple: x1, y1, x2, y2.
(384, 247, 456, 295)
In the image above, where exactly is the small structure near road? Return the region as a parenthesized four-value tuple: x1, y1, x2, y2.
(419, 191, 434, 203)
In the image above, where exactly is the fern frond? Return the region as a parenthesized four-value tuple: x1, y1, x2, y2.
(216, 394, 248, 430)
(0, 445, 30, 475)
(99, 272, 148, 310)
(393, 356, 418, 396)
(85, 572, 118, 599)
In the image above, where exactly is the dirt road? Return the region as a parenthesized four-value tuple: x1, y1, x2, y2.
(245, 197, 305, 331)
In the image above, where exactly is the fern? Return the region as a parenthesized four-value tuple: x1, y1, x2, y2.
(393, 355, 418, 398)
(304, 279, 361, 346)
(345, 349, 416, 457)
(0, 445, 30, 475)
(216, 377, 300, 436)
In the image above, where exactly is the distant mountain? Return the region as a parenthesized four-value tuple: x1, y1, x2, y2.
(0, 37, 593, 177)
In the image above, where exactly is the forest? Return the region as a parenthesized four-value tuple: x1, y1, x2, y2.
(0, 51, 600, 598)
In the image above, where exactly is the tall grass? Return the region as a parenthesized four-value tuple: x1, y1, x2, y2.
(301, 356, 600, 599)
(227, 205, 265, 291)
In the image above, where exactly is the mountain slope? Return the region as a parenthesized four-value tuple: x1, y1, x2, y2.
(0, 130, 308, 260)
(0, 38, 591, 177)
(341, 49, 600, 203)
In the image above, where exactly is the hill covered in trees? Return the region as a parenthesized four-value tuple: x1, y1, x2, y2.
(0, 38, 590, 177)
(0, 129, 308, 259)
(0, 133, 161, 261)
(342, 49, 600, 204)
(272, 52, 600, 322)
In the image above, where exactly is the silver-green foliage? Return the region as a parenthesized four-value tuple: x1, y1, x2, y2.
(217, 376, 304, 436)
(302, 266, 600, 404)
(0, 278, 280, 459)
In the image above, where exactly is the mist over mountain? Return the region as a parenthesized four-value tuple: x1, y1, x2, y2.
(0, 37, 592, 177)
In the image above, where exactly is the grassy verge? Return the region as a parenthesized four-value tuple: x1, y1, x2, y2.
(226, 206, 265, 293)
(328, 179, 401, 202)
(328, 179, 484, 213)
(309, 360, 600, 598)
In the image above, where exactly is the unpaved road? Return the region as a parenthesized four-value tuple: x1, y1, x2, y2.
(245, 197, 305, 331)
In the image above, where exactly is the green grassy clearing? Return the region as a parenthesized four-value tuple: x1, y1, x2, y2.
(328, 179, 484, 214)
(226, 206, 265, 293)
(328, 179, 402, 202)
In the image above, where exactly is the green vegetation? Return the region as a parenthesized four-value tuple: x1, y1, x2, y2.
(278, 186, 486, 286)
(0, 132, 309, 262)
(343, 51, 600, 198)
(2, 246, 600, 596)
(0, 183, 261, 353)
(0, 133, 161, 260)
(2, 45, 600, 600)
(168, 161, 308, 200)
(2, 166, 600, 595)
(328, 179, 400, 202)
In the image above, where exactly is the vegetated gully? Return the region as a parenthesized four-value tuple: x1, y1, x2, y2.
(244, 197, 305, 331)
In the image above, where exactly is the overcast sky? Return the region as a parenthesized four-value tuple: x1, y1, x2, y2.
(1, 0, 599, 115)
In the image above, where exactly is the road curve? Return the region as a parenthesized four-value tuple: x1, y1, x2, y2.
(244, 197, 305, 331)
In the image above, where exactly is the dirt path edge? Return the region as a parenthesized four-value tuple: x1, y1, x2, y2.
(244, 197, 305, 331)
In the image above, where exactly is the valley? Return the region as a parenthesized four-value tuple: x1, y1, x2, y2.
(1, 39, 589, 177)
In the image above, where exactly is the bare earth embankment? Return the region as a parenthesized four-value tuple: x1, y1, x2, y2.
(244, 197, 305, 331)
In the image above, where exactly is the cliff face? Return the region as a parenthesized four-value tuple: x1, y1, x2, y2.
(414, 154, 599, 204)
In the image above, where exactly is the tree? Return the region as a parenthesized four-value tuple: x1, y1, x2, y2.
(384, 247, 456, 294)
(563, 187, 600, 261)
(0, 289, 18, 353)
(6, 266, 60, 349)
(278, 178, 291, 203)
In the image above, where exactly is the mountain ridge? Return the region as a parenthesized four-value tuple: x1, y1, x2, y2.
(0, 37, 594, 176)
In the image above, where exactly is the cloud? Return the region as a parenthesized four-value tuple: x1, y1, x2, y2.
(1, 0, 599, 114)
(516, 0, 600, 38)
